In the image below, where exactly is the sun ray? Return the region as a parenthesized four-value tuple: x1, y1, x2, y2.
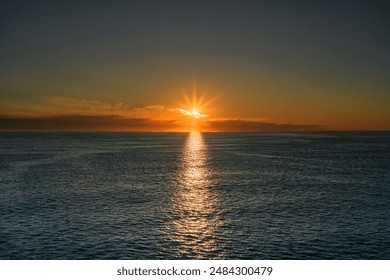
(178, 86, 214, 121)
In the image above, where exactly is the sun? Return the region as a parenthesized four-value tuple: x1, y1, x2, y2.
(191, 108, 201, 118)
(178, 86, 214, 119)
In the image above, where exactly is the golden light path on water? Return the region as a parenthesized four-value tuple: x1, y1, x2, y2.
(164, 132, 223, 259)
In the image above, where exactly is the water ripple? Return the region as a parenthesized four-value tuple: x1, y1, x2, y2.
(0, 132, 389, 259)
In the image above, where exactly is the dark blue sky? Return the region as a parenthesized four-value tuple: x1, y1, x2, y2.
(1, 0, 389, 129)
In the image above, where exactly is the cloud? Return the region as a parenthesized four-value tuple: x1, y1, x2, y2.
(201, 119, 325, 132)
(39, 96, 167, 116)
(0, 114, 325, 132)
(0, 95, 326, 131)
(0, 114, 185, 131)
(39, 96, 125, 111)
(178, 108, 208, 118)
(1, 95, 181, 119)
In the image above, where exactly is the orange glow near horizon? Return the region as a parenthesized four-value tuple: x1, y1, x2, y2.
(0, 86, 388, 132)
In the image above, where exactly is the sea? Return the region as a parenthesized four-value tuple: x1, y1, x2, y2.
(0, 132, 389, 259)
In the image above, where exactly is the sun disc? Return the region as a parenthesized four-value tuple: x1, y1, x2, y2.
(192, 108, 200, 117)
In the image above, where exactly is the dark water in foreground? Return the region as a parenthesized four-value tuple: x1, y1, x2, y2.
(0, 132, 389, 259)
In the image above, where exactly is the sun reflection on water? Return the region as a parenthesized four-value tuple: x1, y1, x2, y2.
(164, 132, 223, 259)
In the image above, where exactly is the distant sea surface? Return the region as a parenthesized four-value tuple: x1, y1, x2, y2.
(1, 132, 389, 259)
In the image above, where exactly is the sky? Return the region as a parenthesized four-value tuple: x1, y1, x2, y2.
(0, 0, 389, 131)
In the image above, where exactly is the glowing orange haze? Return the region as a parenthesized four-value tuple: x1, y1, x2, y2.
(0, 91, 324, 132)
(0, 88, 388, 132)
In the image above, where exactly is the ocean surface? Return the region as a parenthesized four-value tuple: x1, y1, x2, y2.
(0, 132, 389, 259)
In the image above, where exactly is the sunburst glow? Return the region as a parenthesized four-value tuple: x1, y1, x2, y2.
(178, 87, 214, 119)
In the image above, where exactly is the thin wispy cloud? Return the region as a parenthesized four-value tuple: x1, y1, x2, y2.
(1, 95, 181, 118)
